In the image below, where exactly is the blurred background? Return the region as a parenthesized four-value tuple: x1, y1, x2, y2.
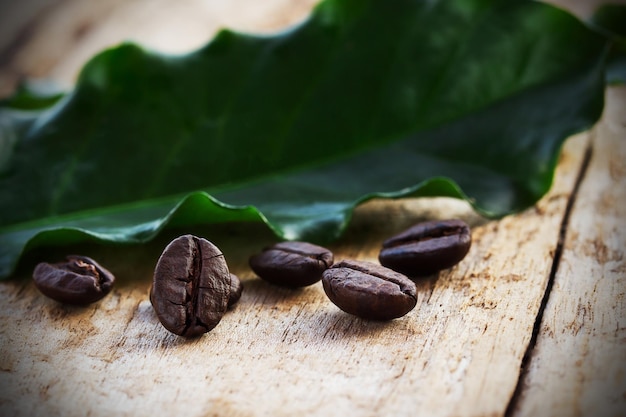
(0, 0, 617, 99)
(0, 0, 318, 97)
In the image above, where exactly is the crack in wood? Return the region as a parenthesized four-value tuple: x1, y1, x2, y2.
(504, 134, 595, 416)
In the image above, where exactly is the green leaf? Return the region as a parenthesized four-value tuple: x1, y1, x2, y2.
(0, 0, 609, 279)
(589, 4, 626, 84)
(0, 79, 65, 110)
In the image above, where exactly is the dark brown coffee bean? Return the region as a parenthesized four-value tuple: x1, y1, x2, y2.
(150, 235, 231, 338)
(379, 219, 471, 277)
(322, 260, 417, 321)
(249, 241, 334, 287)
(32, 255, 115, 305)
(228, 273, 243, 308)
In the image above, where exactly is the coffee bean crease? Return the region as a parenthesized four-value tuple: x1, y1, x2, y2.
(32, 255, 115, 305)
(322, 260, 417, 320)
(379, 219, 472, 276)
(150, 235, 231, 338)
(249, 241, 334, 287)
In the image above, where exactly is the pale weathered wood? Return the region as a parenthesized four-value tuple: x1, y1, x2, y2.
(0, 0, 620, 416)
(0, 133, 586, 417)
(512, 87, 626, 417)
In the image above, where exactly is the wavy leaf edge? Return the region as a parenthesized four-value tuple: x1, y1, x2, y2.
(0, 0, 616, 279)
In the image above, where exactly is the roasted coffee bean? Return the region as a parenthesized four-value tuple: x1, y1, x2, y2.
(228, 273, 243, 308)
(32, 255, 115, 305)
(322, 260, 417, 320)
(150, 235, 231, 338)
(379, 219, 471, 277)
(249, 241, 334, 287)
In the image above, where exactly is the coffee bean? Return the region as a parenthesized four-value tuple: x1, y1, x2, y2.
(249, 241, 334, 287)
(322, 260, 417, 320)
(228, 273, 243, 308)
(32, 255, 115, 305)
(379, 219, 471, 277)
(150, 235, 231, 338)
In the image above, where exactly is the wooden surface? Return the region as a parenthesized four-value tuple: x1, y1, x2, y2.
(0, 1, 625, 416)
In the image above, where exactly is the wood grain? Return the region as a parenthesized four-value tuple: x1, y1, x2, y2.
(0, 0, 623, 416)
(511, 87, 626, 417)
(0, 131, 585, 417)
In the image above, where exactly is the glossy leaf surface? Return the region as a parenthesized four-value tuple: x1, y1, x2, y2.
(0, 0, 609, 278)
